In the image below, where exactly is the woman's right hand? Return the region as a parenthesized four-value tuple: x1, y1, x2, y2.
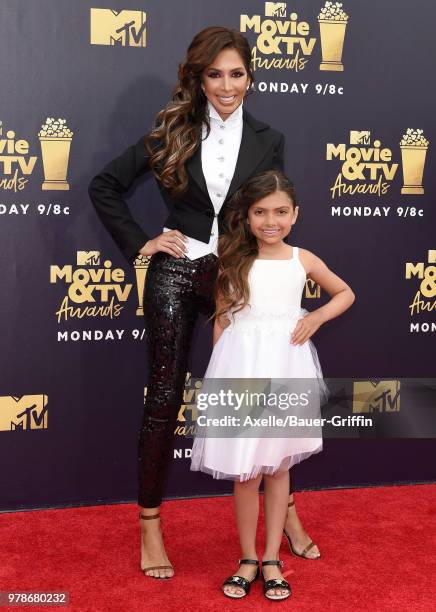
(138, 230, 188, 258)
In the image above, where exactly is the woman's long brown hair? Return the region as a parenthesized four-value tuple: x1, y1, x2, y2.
(145, 27, 254, 197)
(214, 170, 298, 324)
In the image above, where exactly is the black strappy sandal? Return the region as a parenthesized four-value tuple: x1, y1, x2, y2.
(261, 560, 291, 601)
(222, 559, 260, 599)
(139, 512, 174, 579)
(284, 500, 321, 559)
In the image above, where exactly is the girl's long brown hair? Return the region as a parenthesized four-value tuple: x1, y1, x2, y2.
(145, 27, 254, 197)
(214, 170, 298, 324)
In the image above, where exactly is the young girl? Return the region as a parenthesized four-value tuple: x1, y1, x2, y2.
(190, 170, 355, 601)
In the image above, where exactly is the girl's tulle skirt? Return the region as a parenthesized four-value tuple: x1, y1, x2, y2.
(190, 307, 329, 481)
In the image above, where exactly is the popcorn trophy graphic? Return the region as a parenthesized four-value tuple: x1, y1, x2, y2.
(133, 254, 151, 316)
(38, 118, 73, 190)
(400, 129, 429, 195)
(318, 2, 349, 71)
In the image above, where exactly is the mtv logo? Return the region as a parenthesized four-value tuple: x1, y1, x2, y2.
(352, 380, 400, 413)
(305, 278, 320, 299)
(350, 131, 371, 146)
(428, 250, 436, 263)
(265, 2, 287, 17)
(0, 395, 48, 431)
(77, 251, 100, 266)
(90, 9, 146, 47)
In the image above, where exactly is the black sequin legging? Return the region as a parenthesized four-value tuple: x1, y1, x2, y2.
(138, 251, 218, 508)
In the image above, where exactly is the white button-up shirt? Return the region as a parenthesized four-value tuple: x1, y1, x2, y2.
(163, 99, 243, 259)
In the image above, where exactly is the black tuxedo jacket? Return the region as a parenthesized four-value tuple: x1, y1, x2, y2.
(88, 109, 285, 263)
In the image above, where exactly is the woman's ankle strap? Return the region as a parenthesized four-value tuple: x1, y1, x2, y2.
(139, 512, 160, 520)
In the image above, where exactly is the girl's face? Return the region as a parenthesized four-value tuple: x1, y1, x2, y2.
(247, 191, 298, 245)
(202, 48, 250, 120)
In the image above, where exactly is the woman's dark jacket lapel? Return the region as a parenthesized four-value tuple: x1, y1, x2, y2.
(88, 109, 284, 263)
(186, 109, 274, 209)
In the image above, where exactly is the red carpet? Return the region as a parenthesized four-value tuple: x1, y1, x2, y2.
(1, 484, 435, 611)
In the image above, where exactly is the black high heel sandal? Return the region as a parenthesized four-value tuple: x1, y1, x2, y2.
(139, 512, 174, 579)
(283, 500, 321, 559)
(261, 560, 291, 601)
(222, 559, 260, 599)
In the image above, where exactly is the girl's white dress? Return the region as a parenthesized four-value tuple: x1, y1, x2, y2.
(190, 246, 328, 481)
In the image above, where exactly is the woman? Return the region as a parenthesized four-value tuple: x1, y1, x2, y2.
(88, 26, 320, 580)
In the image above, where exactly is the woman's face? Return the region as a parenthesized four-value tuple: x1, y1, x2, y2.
(202, 48, 250, 120)
(247, 191, 298, 246)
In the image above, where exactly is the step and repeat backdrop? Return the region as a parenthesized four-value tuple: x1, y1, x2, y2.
(0, 0, 435, 511)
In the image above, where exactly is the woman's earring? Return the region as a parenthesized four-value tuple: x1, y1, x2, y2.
(201, 84, 205, 93)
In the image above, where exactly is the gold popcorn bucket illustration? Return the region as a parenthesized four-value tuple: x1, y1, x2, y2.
(400, 145, 428, 194)
(318, 19, 347, 71)
(39, 137, 72, 190)
(133, 254, 151, 316)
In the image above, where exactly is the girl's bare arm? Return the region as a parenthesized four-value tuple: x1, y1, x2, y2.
(291, 249, 355, 345)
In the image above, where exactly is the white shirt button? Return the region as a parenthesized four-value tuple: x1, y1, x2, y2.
(216, 193, 222, 198)
(219, 124, 225, 129)
(218, 138, 224, 144)
(217, 156, 225, 162)
(219, 173, 224, 178)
